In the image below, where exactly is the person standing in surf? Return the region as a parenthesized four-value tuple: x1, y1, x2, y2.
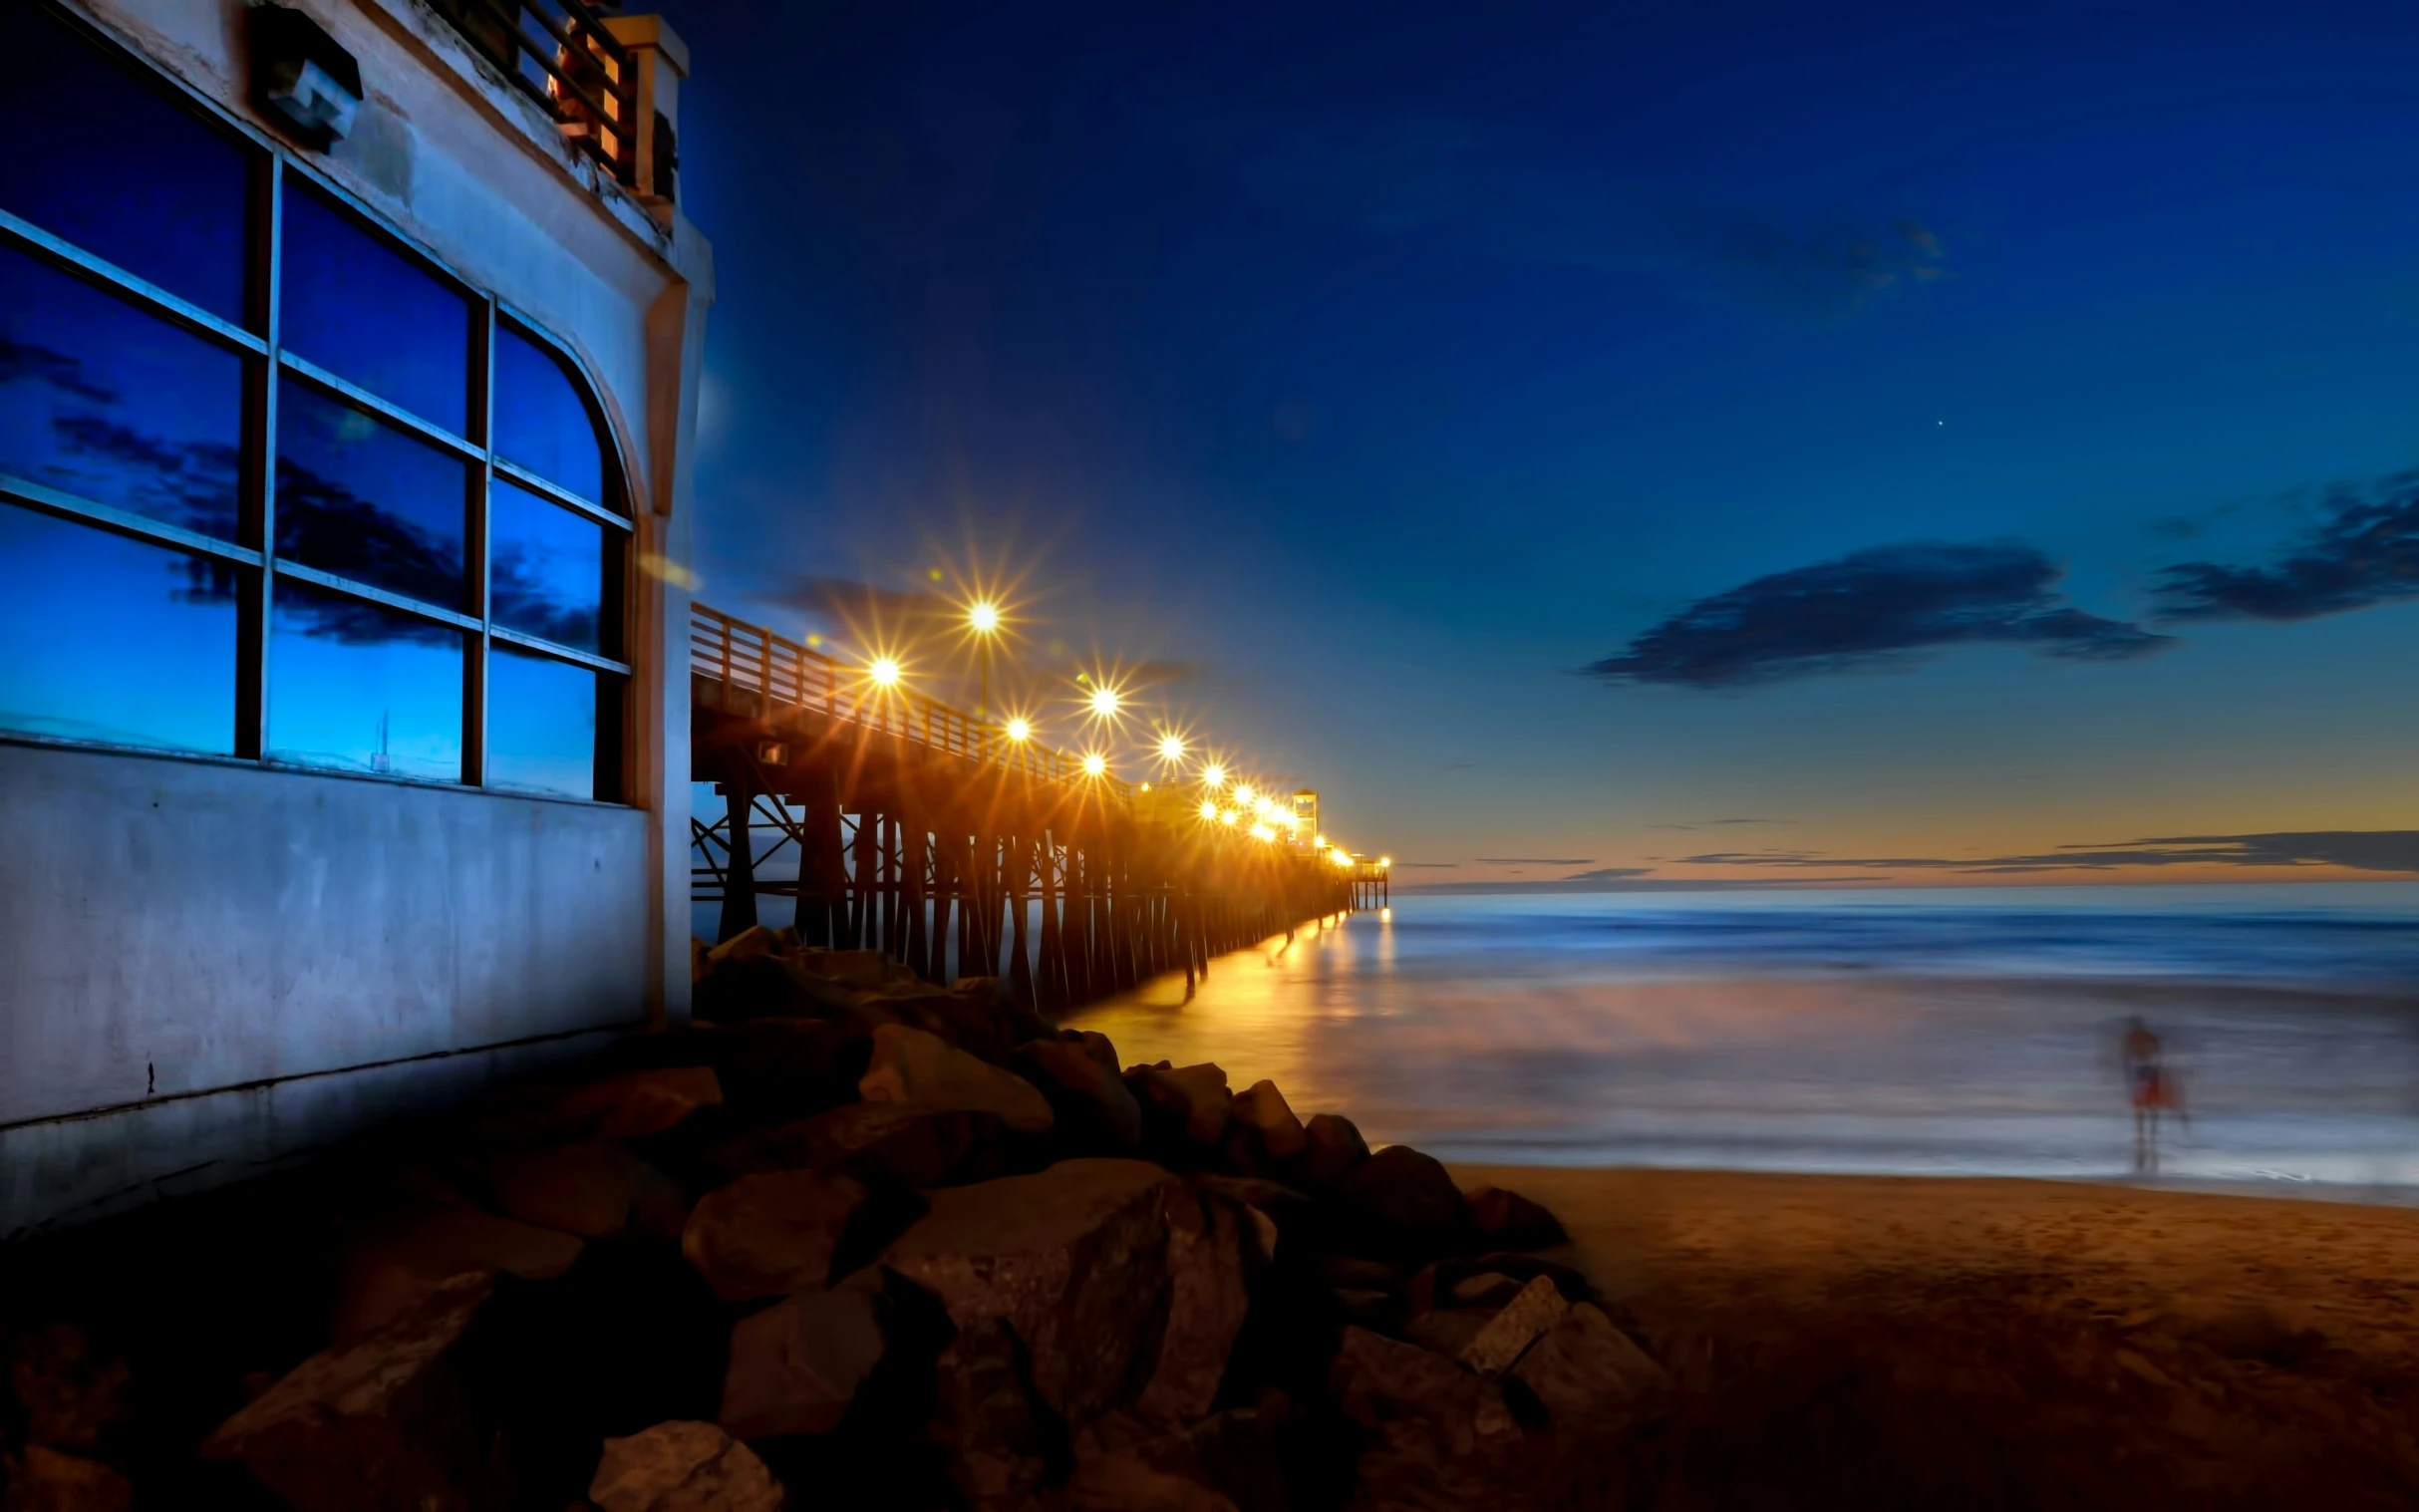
(2122, 1017, 2181, 1172)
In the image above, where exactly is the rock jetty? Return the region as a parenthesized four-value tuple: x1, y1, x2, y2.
(0, 926, 1666, 1510)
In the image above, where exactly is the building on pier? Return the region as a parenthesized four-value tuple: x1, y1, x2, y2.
(0, 0, 713, 1234)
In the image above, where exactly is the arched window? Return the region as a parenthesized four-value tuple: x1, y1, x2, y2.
(0, 4, 630, 801)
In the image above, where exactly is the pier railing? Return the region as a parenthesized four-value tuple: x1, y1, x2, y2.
(690, 603, 1133, 800)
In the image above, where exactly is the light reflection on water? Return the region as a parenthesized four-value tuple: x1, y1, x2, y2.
(1063, 885, 2419, 1190)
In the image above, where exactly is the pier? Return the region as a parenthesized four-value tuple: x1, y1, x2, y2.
(688, 603, 1368, 1009)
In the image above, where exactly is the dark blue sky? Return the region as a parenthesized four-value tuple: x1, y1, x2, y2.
(666, 0, 2419, 883)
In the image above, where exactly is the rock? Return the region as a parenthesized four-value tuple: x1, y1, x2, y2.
(881, 1159, 1183, 1422)
(1403, 1309, 1492, 1360)
(1313, 1254, 1401, 1292)
(931, 1318, 1056, 1511)
(682, 1170, 868, 1301)
(1017, 1039, 1144, 1147)
(1300, 1114, 1368, 1186)
(859, 1025, 1053, 1134)
(486, 1141, 638, 1238)
(1332, 1145, 1467, 1241)
(1458, 1276, 1569, 1374)
(1135, 1190, 1253, 1426)
(720, 1280, 887, 1438)
(707, 925, 785, 969)
(709, 1102, 1004, 1188)
(716, 1017, 874, 1123)
(3, 1444, 133, 1512)
(1068, 1455, 1240, 1511)
(692, 937, 713, 984)
(1507, 1303, 1670, 1427)
(7, 1322, 130, 1449)
(1231, 1081, 1306, 1160)
(1463, 1187, 1568, 1251)
(202, 1272, 497, 1511)
(1070, 1405, 1287, 1512)
(1331, 1289, 1394, 1328)
(1130, 1063, 1232, 1146)
(787, 948, 892, 987)
(589, 1421, 782, 1512)
(559, 1067, 726, 1140)
(1448, 1272, 1522, 1308)
(1069, 1031, 1122, 1077)
(331, 1202, 584, 1346)
(1330, 1327, 1517, 1458)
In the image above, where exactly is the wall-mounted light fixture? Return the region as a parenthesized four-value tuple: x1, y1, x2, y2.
(249, 5, 363, 148)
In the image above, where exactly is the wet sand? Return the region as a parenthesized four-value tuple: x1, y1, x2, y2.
(1453, 1165, 2419, 1509)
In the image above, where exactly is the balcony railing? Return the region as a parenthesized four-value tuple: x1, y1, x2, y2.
(428, 0, 638, 187)
(691, 603, 1135, 801)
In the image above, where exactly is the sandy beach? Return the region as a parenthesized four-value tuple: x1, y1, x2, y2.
(1453, 1164, 2419, 1508)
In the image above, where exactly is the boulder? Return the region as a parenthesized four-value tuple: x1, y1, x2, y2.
(1448, 1272, 1523, 1308)
(707, 925, 785, 969)
(709, 1102, 1004, 1188)
(1300, 1114, 1369, 1186)
(558, 1067, 726, 1140)
(3, 1445, 133, 1512)
(682, 1170, 868, 1300)
(1463, 1187, 1568, 1251)
(1134, 1191, 1253, 1426)
(1130, 1064, 1232, 1146)
(202, 1272, 497, 1511)
(716, 1016, 874, 1123)
(1231, 1081, 1306, 1160)
(1332, 1145, 1467, 1241)
(720, 1280, 887, 1438)
(1403, 1309, 1492, 1360)
(1507, 1303, 1670, 1427)
(1069, 1030, 1122, 1077)
(859, 1025, 1053, 1134)
(331, 1202, 583, 1346)
(589, 1421, 783, 1512)
(931, 1318, 1056, 1511)
(1071, 1405, 1287, 1512)
(880, 1159, 1183, 1423)
(1017, 1039, 1144, 1147)
(485, 1141, 638, 1238)
(788, 948, 892, 988)
(1068, 1456, 1239, 1511)
(1458, 1276, 1569, 1374)
(6, 1322, 129, 1450)
(1330, 1327, 1518, 1459)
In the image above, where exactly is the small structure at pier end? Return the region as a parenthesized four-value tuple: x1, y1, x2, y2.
(0, 0, 713, 1235)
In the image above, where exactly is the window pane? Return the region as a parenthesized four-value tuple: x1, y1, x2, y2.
(268, 578, 461, 781)
(0, 503, 235, 754)
(0, 6, 250, 322)
(280, 189, 470, 434)
(276, 383, 468, 609)
(490, 477, 605, 653)
(494, 325, 607, 505)
(487, 645, 601, 799)
(0, 244, 244, 538)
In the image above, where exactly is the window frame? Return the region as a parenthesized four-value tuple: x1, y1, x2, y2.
(0, 3, 635, 805)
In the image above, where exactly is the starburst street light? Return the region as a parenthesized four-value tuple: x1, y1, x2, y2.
(967, 600, 1001, 633)
(1219, 809, 1239, 826)
(1088, 685, 1120, 718)
(1234, 783, 1255, 805)
(1004, 717, 1032, 743)
(1198, 798, 1219, 820)
(1082, 753, 1107, 777)
(867, 657, 902, 689)
(965, 599, 1002, 717)
(1202, 763, 1226, 788)
(1157, 733, 1186, 761)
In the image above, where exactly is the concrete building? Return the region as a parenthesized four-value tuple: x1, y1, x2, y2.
(0, 0, 714, 1234)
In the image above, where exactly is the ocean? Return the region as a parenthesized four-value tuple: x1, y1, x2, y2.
(1061, 883, 2419, 1193)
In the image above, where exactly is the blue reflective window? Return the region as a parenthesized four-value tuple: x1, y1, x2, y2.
(0, 6, 250, 322)
(268, 579, 462, 780)
(494, 325, 607, 505)
(280, 189, 471, 434)
(490, 478, 605, 653)
(276, 384, 468, 609)
(0, 244, 244, 538)
(0, 503, 235, 754)
(487, 645, 602, 798)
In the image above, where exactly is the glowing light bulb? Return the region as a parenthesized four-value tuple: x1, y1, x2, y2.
(1088, 686, 1119, 717)
(1082, 753, 1107, 776)
(1250, 823, 1276, 841)
(1234, 783, 1255, 805)
(868, 658, 901, 688)
(1199, 799, 1219, 820)
(1004, 718, 1032, 743)
(1203, 764, 1226, 788)
(1219, 809, 1238, 826)
(1158, 734, 1185, 760)
(968, 600, 1001, 633)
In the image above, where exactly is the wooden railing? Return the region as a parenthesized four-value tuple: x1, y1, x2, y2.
(690, 602, 1134, 801)
(428, 0, 639, 186)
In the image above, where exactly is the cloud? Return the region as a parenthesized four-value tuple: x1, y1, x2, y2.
(2154, 473, 2419, 622)
(1476, 857, 1595, 865)
(1677, 831, 2419, 875)
(0, 337, 119, 405)
(1647, 817, 1784, 831)
(1582, 541, 2173, 690)
(1563, 866, 1652, 881)
(1393, 861, 1459, 869)
(767, 573, 948, 627)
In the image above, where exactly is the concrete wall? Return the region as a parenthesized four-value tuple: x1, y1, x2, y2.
(0, 0, 715, 1234)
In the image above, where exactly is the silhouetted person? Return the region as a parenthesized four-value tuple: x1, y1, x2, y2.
(2122, 1017, 2181, 1172)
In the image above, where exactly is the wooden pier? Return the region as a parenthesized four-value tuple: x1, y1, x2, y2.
(688, 604, 1362, 1009)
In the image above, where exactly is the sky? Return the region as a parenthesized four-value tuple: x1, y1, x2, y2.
(662, 0, 2419, 888)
